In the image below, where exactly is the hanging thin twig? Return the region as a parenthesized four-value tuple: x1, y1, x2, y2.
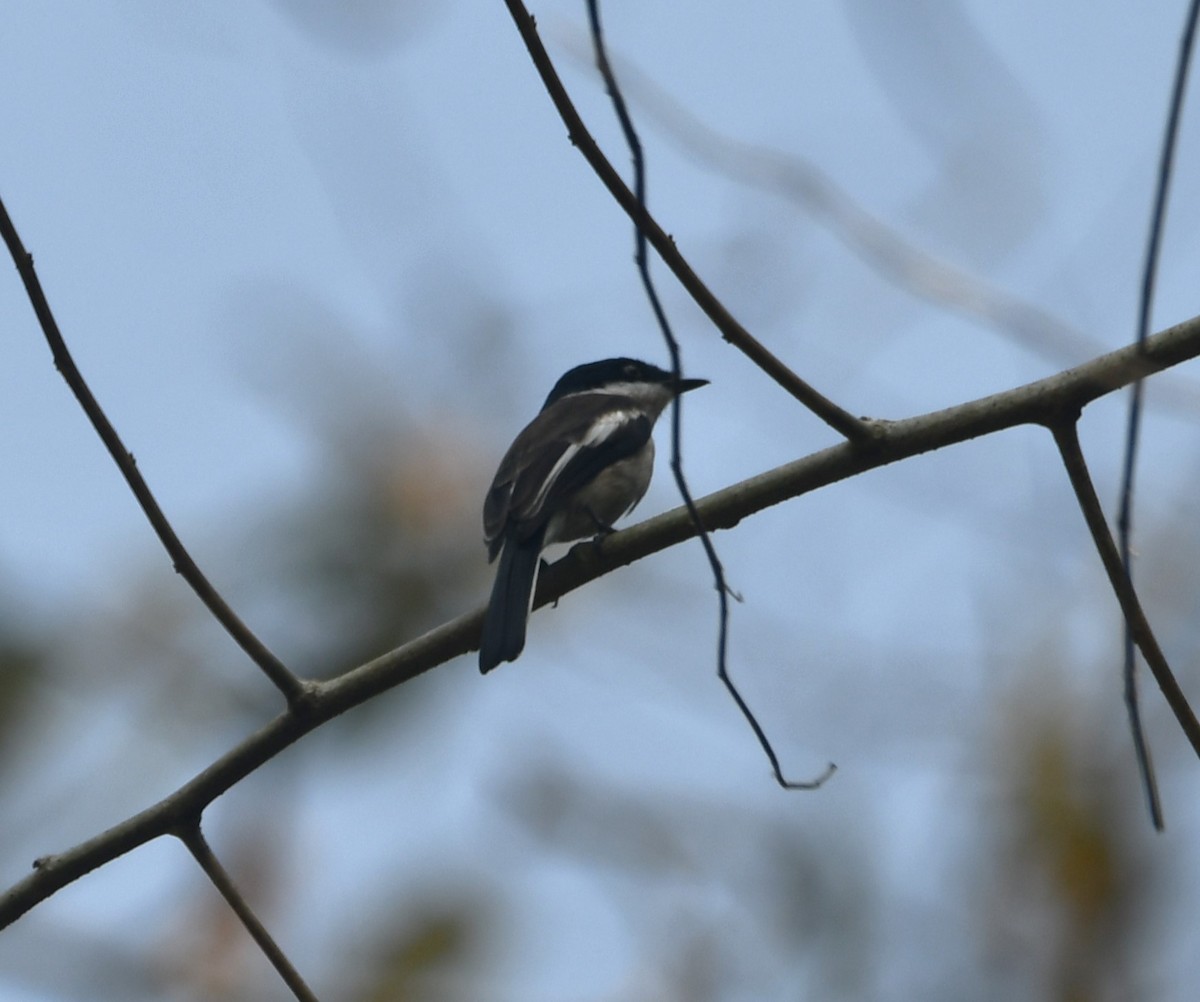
(1116, 0, 1200, 829)
(584, 0, 833, 789)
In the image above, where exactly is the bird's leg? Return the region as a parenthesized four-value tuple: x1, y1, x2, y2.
(584, 506, 618, 541)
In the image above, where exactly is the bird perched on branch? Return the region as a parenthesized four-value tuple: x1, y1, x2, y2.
(479, 357, 708, 673)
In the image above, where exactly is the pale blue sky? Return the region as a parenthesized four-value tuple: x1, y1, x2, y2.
(3, 3, 1200, 998)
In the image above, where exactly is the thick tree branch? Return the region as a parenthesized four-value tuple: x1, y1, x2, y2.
(4, 310, 1198, 929)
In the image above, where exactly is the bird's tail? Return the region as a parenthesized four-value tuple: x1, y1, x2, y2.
(479, 530, 544, 673)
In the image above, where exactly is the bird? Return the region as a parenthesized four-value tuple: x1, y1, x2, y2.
(479, 357, 708, 673)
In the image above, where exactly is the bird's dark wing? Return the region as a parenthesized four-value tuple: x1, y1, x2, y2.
(483, 393, 651, 555)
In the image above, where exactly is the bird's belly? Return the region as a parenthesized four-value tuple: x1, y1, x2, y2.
(545, 443, 655, 544)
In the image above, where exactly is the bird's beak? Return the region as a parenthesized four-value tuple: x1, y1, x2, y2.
(674, 376, 709, 394)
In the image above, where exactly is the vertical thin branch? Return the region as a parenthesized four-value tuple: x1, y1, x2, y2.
(1129, 0, 1200, 356)
(0, 194, 306, 705)
(178, 823, 320, 1002)
(1116, 0, 1199, 828)
(585, 0, 832, 789)
(1053, 421, 1200, 822)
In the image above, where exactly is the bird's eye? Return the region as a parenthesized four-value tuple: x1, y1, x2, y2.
(624, 363, 637, 377)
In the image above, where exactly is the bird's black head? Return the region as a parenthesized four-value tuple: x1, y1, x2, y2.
(541, 357, 708, 410)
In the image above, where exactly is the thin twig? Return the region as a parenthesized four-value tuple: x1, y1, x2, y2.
(502, 0, 872, 443)
(1053, 421, 1200, 809)
(0, 194, 306, 705)
(585, 0, 832, 788)
(178, 823, 320, 1002)
(5, 313, 1199, 929)
(551, 34, 1120, 378)
(1116, 0, 1200, 830)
